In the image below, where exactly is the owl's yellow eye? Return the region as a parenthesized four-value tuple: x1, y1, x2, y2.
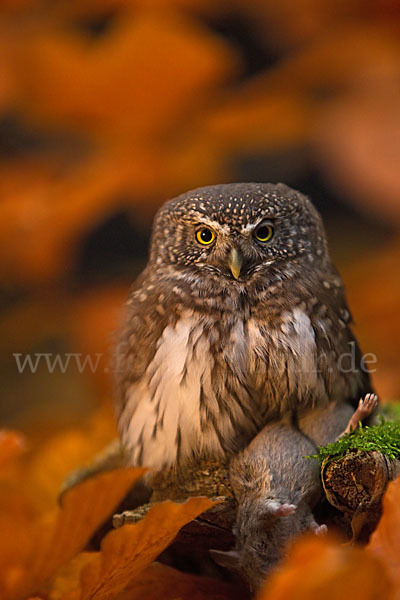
(196, 227, 216, 245)
(254, 222, 274, 243)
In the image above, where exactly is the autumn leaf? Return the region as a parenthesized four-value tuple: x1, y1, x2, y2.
(43, 553, 95, 600)
(19, 11, 237, 138)
(342, 240, 400, 399)
(0, 467, 145, 600)
(203, 89, 310, 154)
(67, 285, 129, 395)
(25, 406, 118, 513)
(0, 32, 18, 111)
(0, 430, 26, 468)
(0, 431, 33, 600)
(257, 534, 392, 600)
(116, 561, 247, 600)
(1, 2, 400, 599)
(202, 22, 400, 159)
(239, 0, 376, 49)
(48, 557, 244, 600)
(249, 22, 400, 93)
(60, 497, 216, 600)
(315, 86, 400, 225)
(368, 475, 400, 599)
(0, 5, 240, 286)
(50, 0, 221, 22)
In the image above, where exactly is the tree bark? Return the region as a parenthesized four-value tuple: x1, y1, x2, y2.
(321, 450, 400, 541)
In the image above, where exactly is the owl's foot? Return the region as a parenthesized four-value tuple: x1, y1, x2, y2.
(266, 500, 297, 517)
(113, 504, 152, 528)
(340, 393, 379, 437)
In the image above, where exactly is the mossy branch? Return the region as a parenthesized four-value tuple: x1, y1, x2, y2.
(308, 419, 400, 465)
(310, 418, 400, 541)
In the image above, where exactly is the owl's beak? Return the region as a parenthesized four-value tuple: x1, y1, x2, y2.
(228, 247, 243, 279)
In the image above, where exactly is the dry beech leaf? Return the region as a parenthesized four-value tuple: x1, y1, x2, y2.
(48, 547, 242, 600)
(0, 137, 223, 285)
(0, 0, 39, 11)
(368, 475, 400, 598)
(116, 561, 247, 600)
(20, 11, 237, 137)
(0, 6, 238, 287)
(256, 24, 400, 92)
(25, 406, 118, 513)
(46, 553, 96, 600)
(0, 157, 137, 284)
(0, 490, 35, 600)
(2, 467, 145, 600)
(202, 24, 400, 158)
(0, 430, 26, 468)
(204, 90, 310, 152)
(0, 32, 18, 110)
(61, 497, 216, 600)
(257, 535, 391, 600)
(315, 88, 400, 225)
(239, 0, 370, 48)
(342, 240, 400, 399)
(68, 285, 129, 394)
(0, 430, 33, 592)
(49, 0, 223, 27)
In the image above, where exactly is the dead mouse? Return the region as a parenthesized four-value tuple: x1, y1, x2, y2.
(211, 394, 378, 590)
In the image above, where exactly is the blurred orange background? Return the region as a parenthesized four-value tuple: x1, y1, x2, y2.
(1, 0, 400, 449)
(1, 3, 400, 598)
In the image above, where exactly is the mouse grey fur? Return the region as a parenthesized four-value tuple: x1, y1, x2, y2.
(212, 396, 377, 590)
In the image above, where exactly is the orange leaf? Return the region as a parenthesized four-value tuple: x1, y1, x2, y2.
(0, 431, 26, 469)
(0, 158, 132, 284)
(342, 240, 400, 399)
(20, 11, 237, 138)
(0, 141, 223, 285)
(116, 561, 246, 600)
(25, 407, 118, 513)
(2, 467, 145, 600)
(368, 475, 400, 598)
(48, 558, 243, 600)
(47, 553, 95, 600)
(68, 285, 129, 395)
(257, 535, 391, 600)
(62, 497, 216, 600)
(204, 90, 310, 152)
(315, 86, 400, 225)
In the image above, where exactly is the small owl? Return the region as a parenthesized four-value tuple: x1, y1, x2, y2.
(115, 183, 371, 469)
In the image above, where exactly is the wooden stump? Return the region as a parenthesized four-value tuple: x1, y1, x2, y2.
(321, 450, 400, 541)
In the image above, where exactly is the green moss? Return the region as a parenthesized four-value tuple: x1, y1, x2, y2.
(308, 419, 400, 465)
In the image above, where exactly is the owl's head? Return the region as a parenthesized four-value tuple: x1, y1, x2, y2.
(150, 183, 329, 284)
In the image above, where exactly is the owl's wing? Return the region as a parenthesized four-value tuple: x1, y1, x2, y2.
(114, 272, 168, 417)
(114, 274, 183, 467)
(312, 266, 375, 413)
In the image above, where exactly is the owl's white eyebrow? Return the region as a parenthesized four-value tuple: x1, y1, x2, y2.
(241, 219, 266, 234)
(195, 218, 230, 235)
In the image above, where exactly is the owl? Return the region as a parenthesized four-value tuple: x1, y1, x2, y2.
(115, 183, 372, 469)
